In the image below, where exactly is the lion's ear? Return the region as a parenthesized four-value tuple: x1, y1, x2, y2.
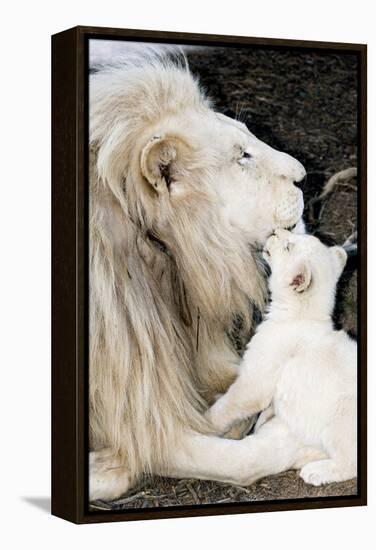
(289, 261, 312, 293)
(140, 136, 189, 193)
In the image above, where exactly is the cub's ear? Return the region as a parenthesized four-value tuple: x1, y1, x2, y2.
(331, 245, 347, 274)
(290, 261, 312, 293)
(140, 135, 189, 193)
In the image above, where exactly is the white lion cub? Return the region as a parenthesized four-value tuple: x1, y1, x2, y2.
(208, 229, 357, 486)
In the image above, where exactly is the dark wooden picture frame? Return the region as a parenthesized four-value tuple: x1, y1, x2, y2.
(52, 26, 367, 524)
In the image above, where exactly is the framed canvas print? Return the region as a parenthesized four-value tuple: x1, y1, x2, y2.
(52, 26, 367, 524)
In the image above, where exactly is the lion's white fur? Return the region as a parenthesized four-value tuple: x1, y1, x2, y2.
(89, 52, 307, 499)
(208, 230, 357, 486)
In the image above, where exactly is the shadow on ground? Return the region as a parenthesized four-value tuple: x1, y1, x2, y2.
(22, 497, 51, 514)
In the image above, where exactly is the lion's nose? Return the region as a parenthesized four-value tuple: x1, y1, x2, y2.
(271, 152, 306, 185)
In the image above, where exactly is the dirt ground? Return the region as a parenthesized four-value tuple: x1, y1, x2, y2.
(91, 46, 358, 512)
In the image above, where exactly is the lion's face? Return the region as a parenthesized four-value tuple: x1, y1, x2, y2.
(212, 114, 306, 245)
(140, 110, 306, 247)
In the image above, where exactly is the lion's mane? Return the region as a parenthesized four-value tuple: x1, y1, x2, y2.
(89, 53, 266, 484)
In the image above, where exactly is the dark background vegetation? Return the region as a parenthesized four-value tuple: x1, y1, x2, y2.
(91, 46, 358, 512)
(188, 47, 358, 335)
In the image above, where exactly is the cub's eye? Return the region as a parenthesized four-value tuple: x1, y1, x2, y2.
(242, 151, 252, 159)
(285, 242, 293, 252)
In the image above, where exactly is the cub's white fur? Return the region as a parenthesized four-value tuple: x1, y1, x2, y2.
(208, 230, 357, 486)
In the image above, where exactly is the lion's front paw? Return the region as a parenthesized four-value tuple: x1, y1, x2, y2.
(90, 467, 130, 501)
(89, 449, 130, 501)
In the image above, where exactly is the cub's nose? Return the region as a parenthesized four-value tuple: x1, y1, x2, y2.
(274, 228, 290, 239)
(265, 232, 276, 247)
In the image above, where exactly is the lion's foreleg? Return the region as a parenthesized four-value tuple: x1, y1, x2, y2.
(162, 418, 317, 486)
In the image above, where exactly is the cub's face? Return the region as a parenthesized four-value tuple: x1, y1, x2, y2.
(263, 229, 347, 298)
(140, 111, 306, 247)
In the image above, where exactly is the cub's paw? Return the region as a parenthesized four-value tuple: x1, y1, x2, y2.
(223, 417, 256, 440)
(300, 459, 345, 486)
(205, 402, 232, 435)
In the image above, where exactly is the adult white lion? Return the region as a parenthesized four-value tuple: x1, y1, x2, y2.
(89, 53, 308, 501)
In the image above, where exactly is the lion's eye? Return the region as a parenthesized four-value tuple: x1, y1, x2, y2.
(238, 149, 252, 165)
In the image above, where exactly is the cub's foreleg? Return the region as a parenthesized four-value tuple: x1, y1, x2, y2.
(207, 334, 280, 434)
